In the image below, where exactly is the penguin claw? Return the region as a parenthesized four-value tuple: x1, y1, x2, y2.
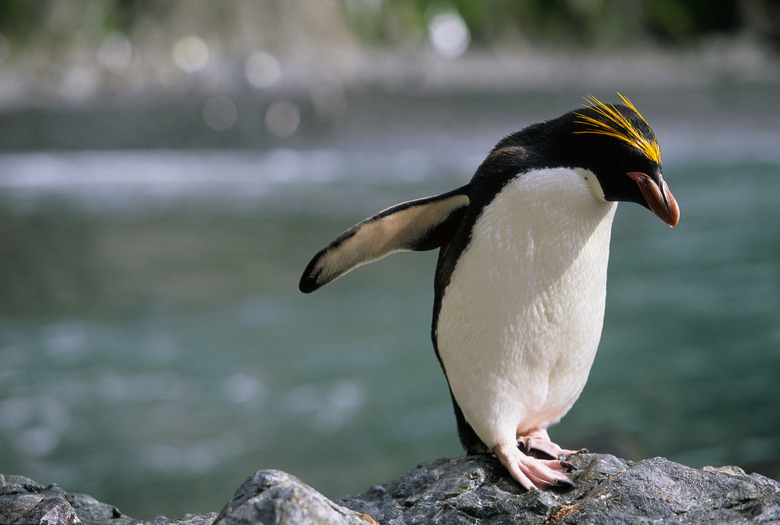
(556, 477, 576, 488)
(560, 460, 576, 472)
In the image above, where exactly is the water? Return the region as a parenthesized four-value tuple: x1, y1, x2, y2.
(0, 89, 778, 519)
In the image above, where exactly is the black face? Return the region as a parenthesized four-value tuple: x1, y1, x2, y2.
(551, 105, 659, 205)
(474, 100, 679, 226)
(533, 103, 679, 227)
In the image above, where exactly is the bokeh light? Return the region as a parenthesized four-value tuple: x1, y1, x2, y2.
(265, 101, 300, 138)
(172, 35, 210, 73)
(245, 51, 282, 90)
(428, 10, 470, 58)
(203, 96, 238, 131)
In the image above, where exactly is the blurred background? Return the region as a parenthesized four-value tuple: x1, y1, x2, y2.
(1, 0, 779, 519)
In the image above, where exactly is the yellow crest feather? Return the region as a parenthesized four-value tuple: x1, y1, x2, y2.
(573, 93, 661, 164)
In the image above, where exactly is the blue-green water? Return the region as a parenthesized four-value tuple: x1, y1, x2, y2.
(0, 90, 778, 519)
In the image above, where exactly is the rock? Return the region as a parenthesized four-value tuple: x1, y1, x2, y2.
(2, 453, 779, 524)
(0, 473, 135, 525)
(214, 470, 378, 525)
(13, 496, 81, 525)
(339, 453, 780, 524)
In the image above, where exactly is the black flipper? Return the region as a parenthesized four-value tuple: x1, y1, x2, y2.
(299, 188, 470, 293)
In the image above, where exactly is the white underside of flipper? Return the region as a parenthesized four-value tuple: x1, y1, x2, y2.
(436, 167, 617, 449)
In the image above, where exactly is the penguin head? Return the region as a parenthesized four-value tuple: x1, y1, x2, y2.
(556, 94, 680, 227)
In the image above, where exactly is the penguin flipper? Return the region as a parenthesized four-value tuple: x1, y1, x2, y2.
(299, 188, 470, 293)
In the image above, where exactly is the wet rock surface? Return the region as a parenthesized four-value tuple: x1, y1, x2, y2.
(2, 453, 779, 524)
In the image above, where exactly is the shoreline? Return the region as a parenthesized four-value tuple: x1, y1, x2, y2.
(1, 37, 778, 110)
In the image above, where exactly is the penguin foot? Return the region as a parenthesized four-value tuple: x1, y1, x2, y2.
(493, 443, 574, 491)
(517, 428, 585, 461)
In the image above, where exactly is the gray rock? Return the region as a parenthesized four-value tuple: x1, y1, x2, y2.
(13, 496, 81, 525)
(0, 473, 134, 525)
(2, 453, 779, 524)
(339, 453, 780, 524)
(214, 470, 377, 525)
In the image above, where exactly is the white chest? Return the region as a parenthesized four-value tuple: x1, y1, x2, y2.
(436, 167, 617, 447)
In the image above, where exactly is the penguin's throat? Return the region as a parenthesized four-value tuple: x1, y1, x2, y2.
(473, 168, 618, 272)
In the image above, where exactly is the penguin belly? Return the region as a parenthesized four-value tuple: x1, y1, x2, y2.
(436, 167, 618, 450)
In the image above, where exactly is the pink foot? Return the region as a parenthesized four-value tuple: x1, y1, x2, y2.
(493, 443, 575, 491)
(517, 428, 586, 461)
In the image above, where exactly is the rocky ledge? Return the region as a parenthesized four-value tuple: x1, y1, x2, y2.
(2, 453, 779, 525)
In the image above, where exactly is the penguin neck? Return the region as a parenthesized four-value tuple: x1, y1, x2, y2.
(472, 167, 618, 267)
